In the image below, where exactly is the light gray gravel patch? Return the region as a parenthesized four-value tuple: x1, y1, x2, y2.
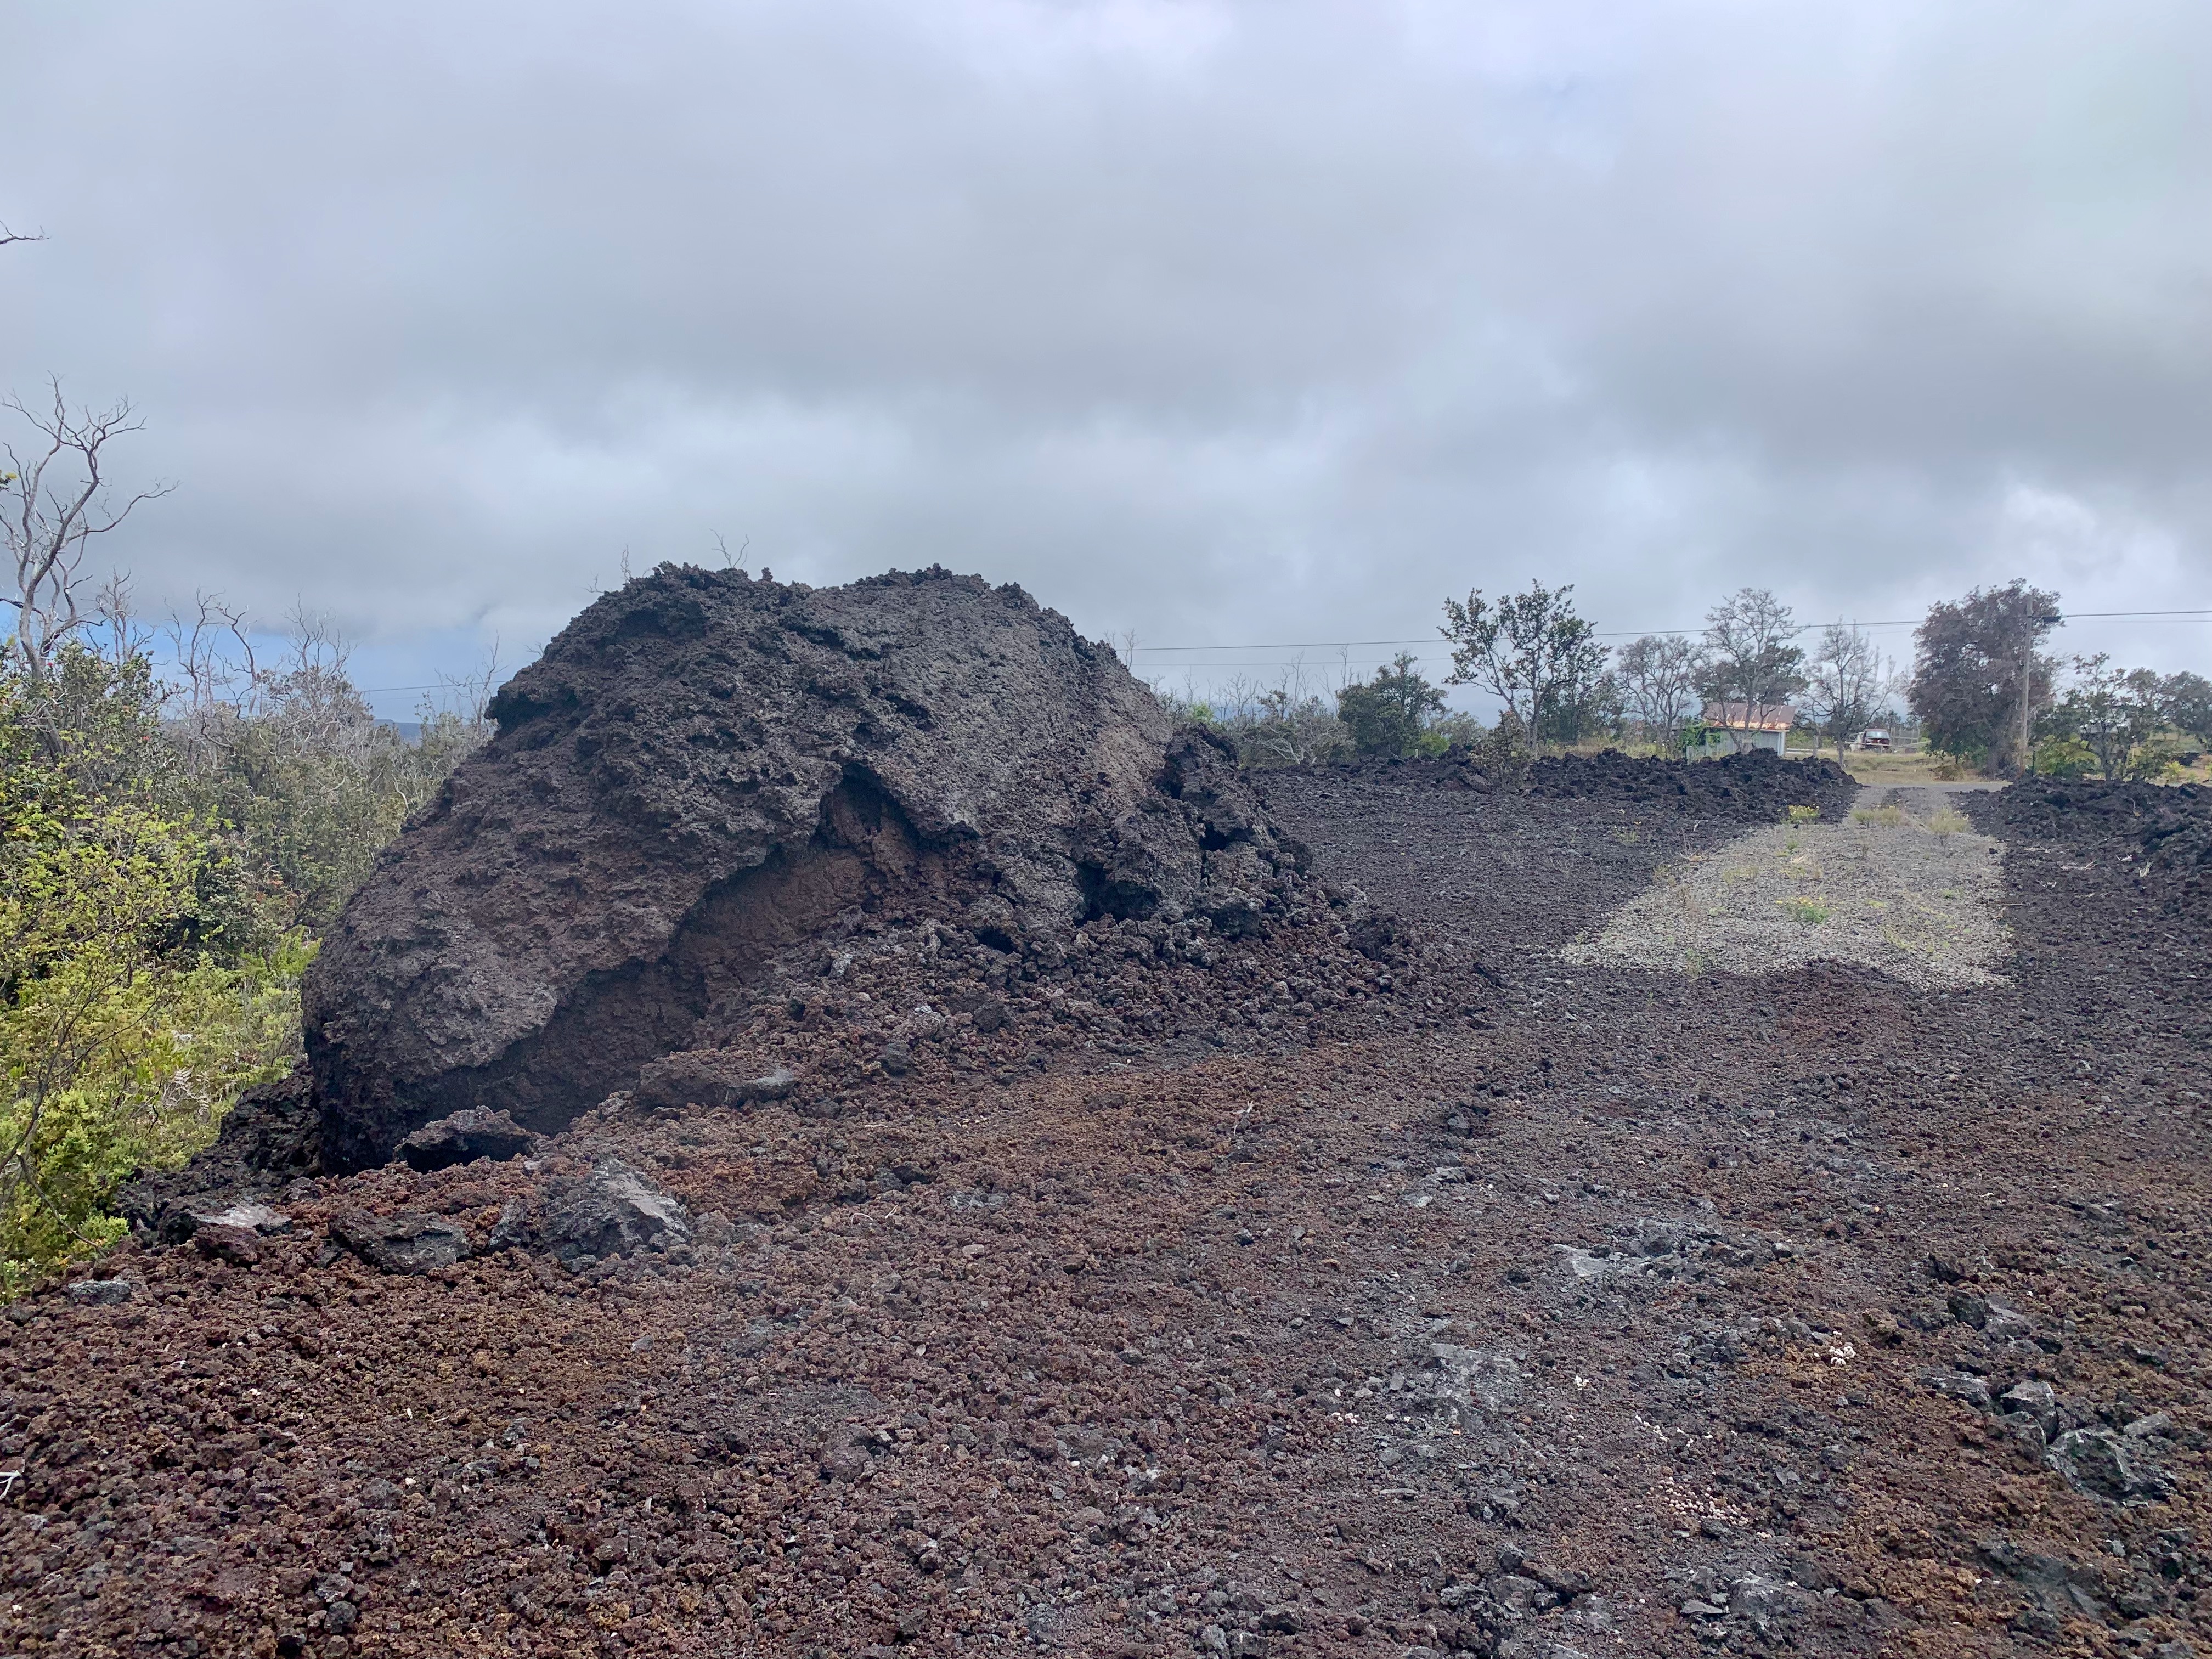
(1561, 787, 2008, 990)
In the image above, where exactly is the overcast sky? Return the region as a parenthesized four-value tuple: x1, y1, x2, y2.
(6, 0, 2209, 710)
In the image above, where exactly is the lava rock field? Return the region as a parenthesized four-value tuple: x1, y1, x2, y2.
(5, 761, 2211, 1659)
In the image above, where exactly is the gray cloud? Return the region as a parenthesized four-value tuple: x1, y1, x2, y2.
(4, 0, 2207, 705)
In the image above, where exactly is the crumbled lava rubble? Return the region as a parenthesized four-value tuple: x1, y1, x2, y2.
(9, 583, 2212, 1659)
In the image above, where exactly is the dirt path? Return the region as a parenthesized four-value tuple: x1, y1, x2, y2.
(3, 771, 2208, 1659)
(1563, 786, 2011, 990)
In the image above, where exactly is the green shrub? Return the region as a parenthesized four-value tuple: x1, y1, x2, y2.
(171, 654, 489, 932)
(2123, 735, 2190, 784)
(1, 667, 306, 1291)
(1336, 654, 1446, 758)
(2030, 735, 2096, 779)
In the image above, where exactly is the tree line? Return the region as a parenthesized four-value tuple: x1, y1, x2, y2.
(1165, 578, 2210, 780)
(1912, 581, 2210, 780)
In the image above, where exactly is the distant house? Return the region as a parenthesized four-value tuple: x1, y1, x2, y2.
(1692, 702, 1796, 758)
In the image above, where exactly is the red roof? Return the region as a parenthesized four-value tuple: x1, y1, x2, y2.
(1702, 702, 1797, 733)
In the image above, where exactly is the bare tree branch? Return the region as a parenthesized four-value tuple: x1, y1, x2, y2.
(2, 380, 176, 678)
(1700, 588, 1805, 752)
(1615, 633, 1707, 750)
(1799, 624, 1894, 756)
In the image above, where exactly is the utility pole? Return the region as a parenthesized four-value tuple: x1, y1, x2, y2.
(2018, 610, 2063, 775)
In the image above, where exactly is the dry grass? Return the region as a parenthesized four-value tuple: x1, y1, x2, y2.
(1851, 799, 1970, 839)
(1564, 788, 2008, 990)
(1840, 751, 1966, 785)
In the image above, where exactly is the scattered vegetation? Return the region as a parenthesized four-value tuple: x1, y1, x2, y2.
(0, 620, 490, 1287)
(1880, 924, 1924, 957)
(1780, 897, 1831, 926)
(2036, 655, 2205, 783)
(0, 378, 495, 1289)
(2, 665, 290, 1288)
(1176, 573, 2197, 785)
(1154, 656, 1483, 768)
(1154, 673, 1348, 768)
(165, 603, 496, 929)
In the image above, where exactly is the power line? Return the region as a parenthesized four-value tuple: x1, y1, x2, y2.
(351, 606, 2208, 692)
(1131, 608, 2212, 654)
(2061, 609, 2212, 620)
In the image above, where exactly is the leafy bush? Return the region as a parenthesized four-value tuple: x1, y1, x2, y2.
(1, 663, 306, 1289)
(2030, 735, 2096, 778)
(168, 622, 493, 930)
(0, 620, 489, 1291)
(2123, 735, 2190, 784)
(1336, 654, 1445, 758)
(1428, 711, 1489, 749)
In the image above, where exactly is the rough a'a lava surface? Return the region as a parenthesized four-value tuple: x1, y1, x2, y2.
(14, 573, 2212, 1659)
(304, 567, 1300, 1169)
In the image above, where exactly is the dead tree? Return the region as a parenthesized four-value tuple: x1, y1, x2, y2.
(2, 381, 173, 678)
(1615, 633, 1707, 751)
(1700, 588, 1806, 753)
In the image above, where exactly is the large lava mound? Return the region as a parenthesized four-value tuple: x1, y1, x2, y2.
(305, 566, 1315, 1167)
